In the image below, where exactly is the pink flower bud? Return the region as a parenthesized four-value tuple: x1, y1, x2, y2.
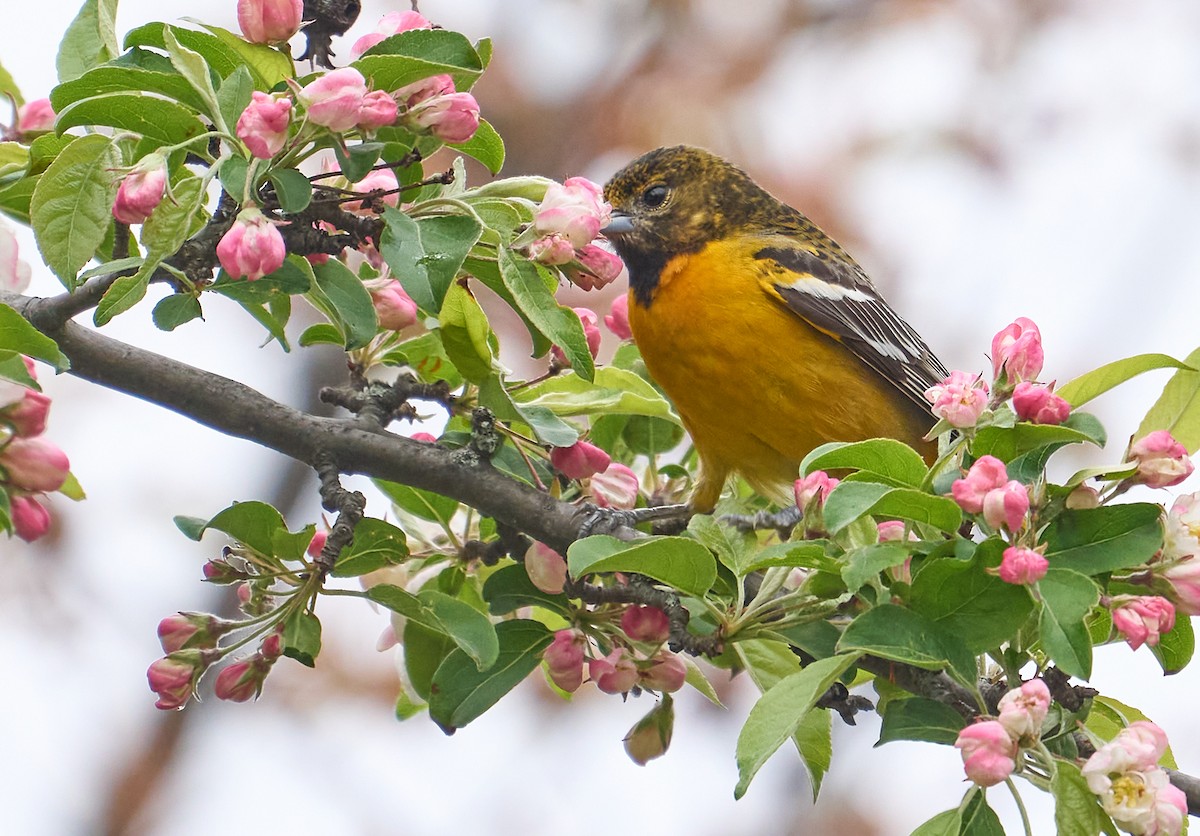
(954, 720, 1017, 787)
(982, 480, 1029, 531)
(1012, 381, 1071, 425)
(527, 234, 576, 267)
(604, 293, 632, 341)
(997, 678, 1051, 739)
(260, 630, 283, 661)
(639, 650, 686, 693)
(1065, 485, 1101, 509)
(794, 470, 839, 509)
(624, 699, 674, 765)
(1161, 557, 1200, 616)
(299, 67, 369, 132)
(924, 369, 989, 428)
(202, 558, 246, 584)
(620, 605, 670, 643)
(524, 541, 567, 594)
(997, 546, 1048, 585)
(543, 629, 586, 693)
(237, 92, 292, 159)
(588, 646, 638, 694)
(533, 177, 610, 249)
(157, 612, 232, 653)
(112, 154, 167, 225)
(550, 440, 611, 480)
(0, 221, 31, 293)
(363, 277, 419, 330)
(357, 90, 398, 130)
(217, 207, 286, 281)
(147, 650, 213, 711)
(10, 495, 51, 542)
(991, 317, 1044, 387)
(214, 657, 269, 702)
(16, 98, 55, 134)
(0, 436, 69, 492)
(1129, 430, 1194, 489)
(405, 92, 480, 143)
(3, 388, 50, 437)
(307, 529, 327, 558)
(350, 10, 432, 58)
(551, 307, 601, 366)
(591, 462, 639, 510)
(1111, 596, 1176, 650)
(876, 520, 915, 542)
(237, 0, 302, 43)
(410, 432, 437, 443)
(565, 244, 624, 290)
(342, 168, 400, 214)
(394, 74, 454, 108)
(950, 456, 1009, 514)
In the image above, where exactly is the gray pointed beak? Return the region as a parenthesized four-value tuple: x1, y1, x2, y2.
(602, 211, 635, 237)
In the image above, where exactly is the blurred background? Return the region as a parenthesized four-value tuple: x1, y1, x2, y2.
(4, 0, 1200, 833)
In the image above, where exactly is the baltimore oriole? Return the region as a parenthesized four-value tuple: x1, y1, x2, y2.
(602, 146, 949, 513)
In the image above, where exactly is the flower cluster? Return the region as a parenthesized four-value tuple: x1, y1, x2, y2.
(1082, 722, 1185, 836)
(527, 178, 623, 290)
(1, 355, 70, 542)
(953, 678, 1050, 786)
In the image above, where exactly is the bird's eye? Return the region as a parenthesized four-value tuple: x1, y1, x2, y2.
(641, 184, 669, 208)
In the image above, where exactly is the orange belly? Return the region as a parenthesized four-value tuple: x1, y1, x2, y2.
(628, 238, 933, 511)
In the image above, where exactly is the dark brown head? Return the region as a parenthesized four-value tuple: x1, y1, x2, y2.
(602, 146, 781, 305)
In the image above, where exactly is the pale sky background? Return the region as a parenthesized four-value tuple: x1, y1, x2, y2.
(3, 1, 1200, 834)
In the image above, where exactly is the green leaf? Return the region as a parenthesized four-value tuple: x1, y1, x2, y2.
(308, 259, 378, 350)
(622, 415, 685, 455)
(52, 57, 207, 116)
(142, 176, 205, 258)
(215, 65, 255, 135)
(217, 155, 249, 204)
(877, 697, 966, 746)
(282, 610, 322, 667)
(688, 514, 755, 577)
(162, 27, 220, 122)
(972, 416, 1104, 463)
(498, 247, 594, 381)
(385, 331, 463, 387)
(0, 352, 38, 389)
(481, 563, 571, 617)
(1052, 761, 1117, 836)
(1150, 611, 1194, 675)
(354, 29, 485, 94)
(29, 134, 118, 289)
(567, 535, 717, 597)
(823, 481, 962, 534)
(0, 305, 69, 370)
(428, 619, 551, 733)
(94, 271, 151, 326)
(57, 0, 119, 83)
(1135, 344, 1200, 453)
(368, 584, 500, 670)
(405, 622, 454, 701)
(910, 808, 963, 836)
(375, 478, 459, 524)
(1087, 696, 1178, 770)
(298, 323, 343, 347)
(448, 118, 505, 174)
(802, 439, 928, 487)
(0, 58, 23, 106)
(908, 544, 1036, 652)
(960, 793, 1005, 836)
(124, 23, 282, 88)
(1058, 353, 1193, 407)
(512, 366, 678, 422)
(380, 208, 482, 313)
(1042, 504, 1163, 575)
(201, 500, 289, 556)
(55, 93, 208, 147)
(733, 654, 859, 799)
(331, 517, 408, 578)
(841, 543, 914, 592)
(437, 283, 496, 384)
(837, 604, 977, 685)
(1038, 568, 1101, 679)
(195, 23, 295, 88)
(269, 168, 313, 213)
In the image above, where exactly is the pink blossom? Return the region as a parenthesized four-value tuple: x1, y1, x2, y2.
(565, 244, 625, 290)
(344, 167, 399, 213)
(954, 720, 1017, 787)
(588, 647, 638, 694)
(10, 495, 50, 542)
(112, 154, 167, 225)
(237, 92, 292, 159)
(1112, 596, 1177, 650)
(357, 90, 398, 131)
(991, 317, 1044, 387)
(394, 74, 454, 108)
(405, 92, 480, 143)
(996, 678, 1051, 739)
(3, 388, 50, 437)
(604, 293, 632, 340)
(620, 605, 670, 643)
(16, 98, 55, 134)
(1012, 381, 1071, 425)
(982, 480, 1029, 531)
(877, 520, 915, 542)
(237, 0, 302, 43)
(924, 369, 989, 428)
(527, 233, 576, 267)
(1083, 722, 1182, 836)
(1161, 557, 1200, 616)
(550, 440, 611, 480)
(551, 307, 601, 366)
(307, 529, 327, 558)
(217, 207, 286, 281)
(214, 658, 268, 702)
(0, 221, 31, 292)
(543, 629, 586, 693)
(997, 546, 1048, 585)
(1163, 491, 1200, 560)
(533, 177, 610, 249)
(1129, 431, 1194, 489)
(794, 470, 839, 509)
(524, 541, 567, 594)
(363, 277, 418, 330)
(639, 650, 686, 693)
(0, 436, 69, 492)
(950, 455, 1009, 514)
(299, 68, 369, 132)
(350, 10, 431, 58)
(591, 462, 639, 509)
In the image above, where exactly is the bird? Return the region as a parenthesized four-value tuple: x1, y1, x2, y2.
(601, 145, 949, 514)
